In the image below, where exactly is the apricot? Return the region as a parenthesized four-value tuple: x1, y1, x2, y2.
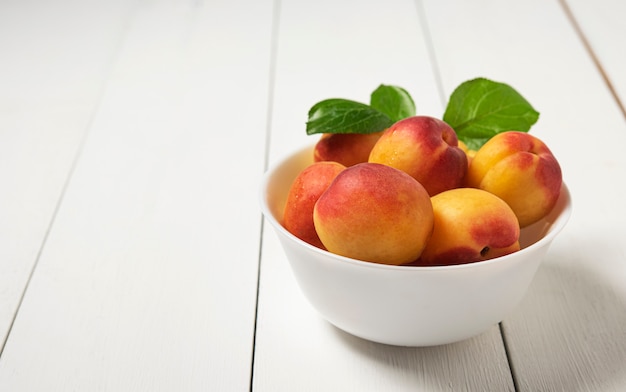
(313, 131, 384, 167)
(368, 116, 467, 196)
(419, 188, 521, 266)
(313, 163, 434, 265)
(466, 131, 562, 227)
(283, 161, 346, 249)
(458, 140, 476, 167)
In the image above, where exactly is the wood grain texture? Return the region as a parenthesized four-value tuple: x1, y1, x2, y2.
(422, 0, 626, 390)
(253, 0, 515, 390)
(0, 0, 136, 349)
(0, 0, 273, 390)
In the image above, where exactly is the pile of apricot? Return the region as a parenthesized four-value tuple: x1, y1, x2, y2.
(283, 115, 562, 266)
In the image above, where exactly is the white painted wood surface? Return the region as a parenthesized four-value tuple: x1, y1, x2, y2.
(0, 0, 624, 390)
(422, 0, 626, 390)
(0, 0, 137, 348)
(565, 0, 626, 110)
(253, 0, 514, 391)
(0, 0, 273, 390)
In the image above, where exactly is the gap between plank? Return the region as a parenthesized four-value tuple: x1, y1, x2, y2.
(0, 4, 141, 359)
(417, 1, 520, 390)
(499, 322, 520, 392)
(250, 0, 282, 390)
(414, 0, 447, 110)
(250, 3, 526, 391)
(559, 0, 626, 120)
(0, 91, 96, 356)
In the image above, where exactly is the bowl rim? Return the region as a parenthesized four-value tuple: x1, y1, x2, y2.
(260, 145, 573, 272)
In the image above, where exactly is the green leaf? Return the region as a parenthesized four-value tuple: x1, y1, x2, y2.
(370, 84, 416, 122)
(443, 77, 540, 150)
(306, 98, 393, 135)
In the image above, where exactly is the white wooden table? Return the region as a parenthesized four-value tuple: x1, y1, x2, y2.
(1, 0, 625, 390)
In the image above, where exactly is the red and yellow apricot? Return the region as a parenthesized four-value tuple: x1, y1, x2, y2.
(313, 163, 434, 265)
(466, 131, 562, 227)
(458, 140, 476, 169)
(283, 161, 346, 249)
(314, 131, 384, 167)
(419, 188, 521, 266)
(368, 116, 467, 196)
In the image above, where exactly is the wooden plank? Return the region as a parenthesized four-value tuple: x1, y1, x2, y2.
(0, 0, 136, 349)
(0, 0, 273, 390)
(255, 233, 514, 391)
(564, 0, 626, 115)
(422, 0, 626, 390)
(253, 0, 515, 390)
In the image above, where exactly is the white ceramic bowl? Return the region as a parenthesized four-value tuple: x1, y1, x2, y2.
(260, 145, 572, 346)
